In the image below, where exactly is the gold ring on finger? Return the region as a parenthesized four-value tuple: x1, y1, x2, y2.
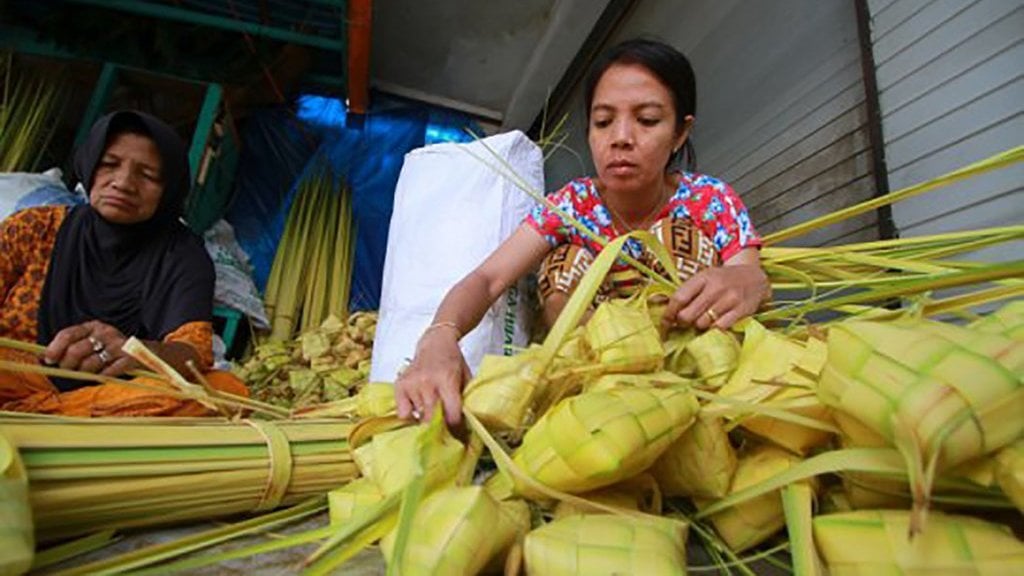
(705, 308, 719, 323)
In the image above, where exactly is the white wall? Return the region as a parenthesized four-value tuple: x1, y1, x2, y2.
(869, 0, 1023, 255)
(543, 0, 879, 247)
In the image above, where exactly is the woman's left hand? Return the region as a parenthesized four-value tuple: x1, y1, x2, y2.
(663, 250, 770, 330)
(44, 320, 136, 376)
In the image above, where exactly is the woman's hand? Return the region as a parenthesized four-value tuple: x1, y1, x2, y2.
(43, 320, 137, 376)
(663, 249, 770, 330)
(394, 327, 471, 426)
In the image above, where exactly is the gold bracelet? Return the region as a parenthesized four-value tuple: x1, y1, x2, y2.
(421, 321, 461, 341)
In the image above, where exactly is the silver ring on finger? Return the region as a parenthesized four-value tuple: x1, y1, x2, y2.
(411, 407, 423, 420)
(89, 336, 105, 353)
(97, 349, 112, 364)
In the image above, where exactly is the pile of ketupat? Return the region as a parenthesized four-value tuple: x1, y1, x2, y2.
(0, 147, 1022, 576)
(235, 312, 377, 410)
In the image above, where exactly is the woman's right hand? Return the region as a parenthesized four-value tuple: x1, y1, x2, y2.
(44, 320, 136, 376)
(394, 327, 470, 426)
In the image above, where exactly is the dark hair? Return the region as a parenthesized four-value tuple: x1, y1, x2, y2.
(584, 38, 698, 171)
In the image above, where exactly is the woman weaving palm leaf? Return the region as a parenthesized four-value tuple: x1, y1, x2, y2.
(0, 110, 247, 415)
(396, 39, 770, 426)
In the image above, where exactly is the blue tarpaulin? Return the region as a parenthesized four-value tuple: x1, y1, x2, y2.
(226, 96, 476, 312)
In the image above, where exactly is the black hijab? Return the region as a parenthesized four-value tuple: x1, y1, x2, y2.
(37, 111, 215, 360)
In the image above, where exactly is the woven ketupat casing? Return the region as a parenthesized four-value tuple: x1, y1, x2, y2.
(583, 298, 665, 374)
(702, 444, 807, 552)
(814, 509, 1024, 574)
(327, 477, 384, 525)
(685, 328, 740, 388)
(819, 320, 1024, 471)
(552, 474, 662, 519)
(495, 387, 698, 499)
(649, 413, 736, 499)
(584, 370, 691, 394)
(380, 486, 529, 575)
(463, 351, 544, 431)
(353, 422, 463, 495)
(355, 382, 397, 417)
(968, 299, 1024, 341)
(720, 321, 833, 455)
(819, 318, 1024, 532)
(995, 439, 1024, 514)
(524, 514, 687, 575)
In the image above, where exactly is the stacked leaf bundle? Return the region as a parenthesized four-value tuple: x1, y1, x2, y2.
(263, 160, 357, 341)
(0, 52, 68, 172)
(235, 312, 377, 410)
(0, 413, 358, 543)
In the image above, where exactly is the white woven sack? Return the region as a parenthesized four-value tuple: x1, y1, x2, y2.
(370, 130, 542, 383)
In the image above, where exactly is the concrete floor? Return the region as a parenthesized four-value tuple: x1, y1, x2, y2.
(41, 512, 387, 575)
(42, 510, 790, 574)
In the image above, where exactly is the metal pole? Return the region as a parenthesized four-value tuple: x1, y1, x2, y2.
(74, 62, 118, 148)
(854, 0, 898, 240)
(189, 83, 224, 182)
(64, 0, 344, 52)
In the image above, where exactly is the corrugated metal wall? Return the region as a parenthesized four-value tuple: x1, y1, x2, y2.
(868, 0, 1023, 257)
(544, 0, 881, 248)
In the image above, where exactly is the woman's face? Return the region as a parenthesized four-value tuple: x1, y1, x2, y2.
(89, 132, 165, 225)
(588, 63, 693, 197)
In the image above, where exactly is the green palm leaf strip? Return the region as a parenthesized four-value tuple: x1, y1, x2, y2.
(48, 498, 325, 576)
(695, 448, 1009, 520)
(31, 530, 119, 571)
(758, 260, 1024, 322)
(764, 145, 1024, 244)
(782, 483, 822, 576)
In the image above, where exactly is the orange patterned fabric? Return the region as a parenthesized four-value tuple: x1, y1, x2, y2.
(0, 206, 212, 364)
(164, 321, 214, 369)
(0, 206, 68, 344)
(0, 348, 55, 404)
(0, 359, 248, 417)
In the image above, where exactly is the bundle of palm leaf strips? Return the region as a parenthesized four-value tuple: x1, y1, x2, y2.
(0, 52, 68, 173)
(1, 146, 1022, 576)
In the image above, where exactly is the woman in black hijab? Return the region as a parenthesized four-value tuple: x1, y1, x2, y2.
(1, 110, 216, 395)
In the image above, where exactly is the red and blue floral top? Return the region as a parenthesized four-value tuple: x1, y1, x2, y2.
(524, 172, 762, 270)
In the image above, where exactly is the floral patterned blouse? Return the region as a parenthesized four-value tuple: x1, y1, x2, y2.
(524, 172, 762, 270)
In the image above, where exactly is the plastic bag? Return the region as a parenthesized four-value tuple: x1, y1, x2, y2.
(0, 168, 83, 221)
(203, 220, 270, 329)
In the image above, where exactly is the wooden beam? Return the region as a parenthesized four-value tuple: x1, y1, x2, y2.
(346, 0, 371, 115)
